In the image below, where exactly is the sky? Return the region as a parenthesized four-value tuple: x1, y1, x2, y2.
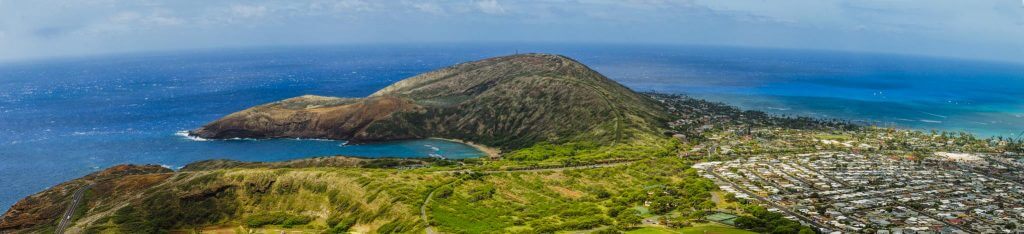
(1, 0, 1022, 63)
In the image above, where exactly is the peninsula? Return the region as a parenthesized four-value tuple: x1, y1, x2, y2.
(4, 54, 1021, 234)
(189, 54, 667, 150)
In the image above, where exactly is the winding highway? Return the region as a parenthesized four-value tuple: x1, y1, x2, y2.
(55, 184, 91, 234)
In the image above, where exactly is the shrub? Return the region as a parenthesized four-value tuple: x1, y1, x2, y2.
(561, 216, 611, 230)
(593, 227, 623, 234)
(468, 185, 496, 202)
(244, 212, 312, 228)
(435, 186, 454, 199)
(614, 209, 642, 227)
(325, 216, 358, 233)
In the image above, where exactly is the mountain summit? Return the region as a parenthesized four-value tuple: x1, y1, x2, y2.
(190, 54, 667, 149)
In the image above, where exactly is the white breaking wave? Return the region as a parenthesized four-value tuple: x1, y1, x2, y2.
(227, 137, 260, 141)
(921, 112, 948, 119)
(175, 130, 210, 141)
(919, 119, 943, 123)
(290, 138, 334, 141)
(176, 130, 261, 141)
(70, 130, 124, 136)
(159, 164, 183, 170)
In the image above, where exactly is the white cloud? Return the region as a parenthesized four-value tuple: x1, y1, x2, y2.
(412, 2, 445, 15)
(111, 11, 183, 27)
(145, 15, 184, 26)
(476, 0, 506, 15)
(330, 0, 370, 11)
(110, 11, 142, 22)
(193, 4, 270, 26)
(68, 10, 184, 36)
(0, 0, 1020, 63)
(230, 4, 268, 18)
(306, 0, 371, 13)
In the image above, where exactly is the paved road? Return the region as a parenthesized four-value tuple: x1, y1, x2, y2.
(903, 206, 977, 234)
(55, 184, 92, 234)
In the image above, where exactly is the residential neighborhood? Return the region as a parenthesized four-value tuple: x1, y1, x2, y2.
(695, 152, 1024, 234)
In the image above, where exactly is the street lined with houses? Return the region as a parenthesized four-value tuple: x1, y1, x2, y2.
(695, 152, 1024, 234)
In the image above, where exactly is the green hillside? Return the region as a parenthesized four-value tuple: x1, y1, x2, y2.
(190, 54, 668, 150)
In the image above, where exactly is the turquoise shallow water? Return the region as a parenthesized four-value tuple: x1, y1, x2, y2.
(2, 44, 1023, 210)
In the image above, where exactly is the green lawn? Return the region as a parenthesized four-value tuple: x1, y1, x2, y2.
(626, 223, 755, 234)
(682, 223, 756, 234)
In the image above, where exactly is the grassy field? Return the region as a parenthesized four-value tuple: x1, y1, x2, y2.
(710, 191, 740, 212)
(77, 167, 450, 233)
(53, 146, 803, 234)
(626, 223, 755, 234)
(428, 157, 716, 233)
(189, 225, 321, 234)
(61, 141, 725, 233)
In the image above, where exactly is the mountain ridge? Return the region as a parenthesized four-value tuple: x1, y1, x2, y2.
(190, 53, 668, 150)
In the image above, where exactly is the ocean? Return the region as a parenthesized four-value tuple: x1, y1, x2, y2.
(1, 44, 1022, 209)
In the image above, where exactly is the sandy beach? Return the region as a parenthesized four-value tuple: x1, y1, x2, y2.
(431, 138, 501, 158)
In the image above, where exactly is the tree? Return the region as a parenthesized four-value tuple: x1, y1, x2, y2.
(724, 193, 738, 202)
(615, 209, 643, 228)
(733, 216, 764, 230)
(699, 200, 716, 211)
(771, 225, 797, 234)
(649, 196, 677, 214)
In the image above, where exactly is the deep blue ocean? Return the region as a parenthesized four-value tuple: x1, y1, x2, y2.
(1, 44, 1023, 210)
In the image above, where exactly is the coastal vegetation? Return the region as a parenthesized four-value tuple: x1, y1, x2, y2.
(429, 158, 711, 233)
(3, 134, 809, 233)
(4, 54, 1021, 234)
(77, 167, 443, 233)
